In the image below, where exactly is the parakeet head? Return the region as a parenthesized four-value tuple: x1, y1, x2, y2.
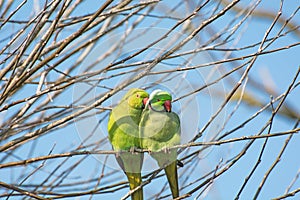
(125, 88, 149, 109)
(146, 89, 172, 112)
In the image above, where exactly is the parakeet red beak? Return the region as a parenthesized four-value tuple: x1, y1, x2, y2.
(164, 100, 172, 112)
(142, 98, 149, 108)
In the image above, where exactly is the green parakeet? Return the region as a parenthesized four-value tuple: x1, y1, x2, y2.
(108, 88, 149, 200)
(140, 89, 181, 198)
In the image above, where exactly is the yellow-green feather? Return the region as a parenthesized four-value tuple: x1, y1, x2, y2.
(108, 88, 148, 200)
(140, 91, 180, 198)
(164, 161, 179, 198)
(126, 172, 143, 200)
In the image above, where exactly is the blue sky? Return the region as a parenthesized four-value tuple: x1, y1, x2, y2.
(0, 0, 299, 199)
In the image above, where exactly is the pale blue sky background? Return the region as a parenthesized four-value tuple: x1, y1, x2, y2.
(0, 0, 299, 199)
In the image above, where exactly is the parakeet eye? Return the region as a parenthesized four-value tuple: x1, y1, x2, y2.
(136, 94, 140, 98)
(157, 99, 160, 101)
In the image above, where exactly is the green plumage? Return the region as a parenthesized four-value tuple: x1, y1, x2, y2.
(140, 90, 181, 198)
(108, 88, 148, 200)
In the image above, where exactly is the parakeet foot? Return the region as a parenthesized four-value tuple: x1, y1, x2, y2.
(162, 147, 171, 154)
(129, 146, 135, 154)
(147, 149, 152, 155)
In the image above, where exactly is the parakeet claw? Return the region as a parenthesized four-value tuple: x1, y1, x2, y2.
(163, 147, 170, 154)
(129, 146, 136, 154)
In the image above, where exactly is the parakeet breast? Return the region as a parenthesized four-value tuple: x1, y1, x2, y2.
(141, 110, 179, 142)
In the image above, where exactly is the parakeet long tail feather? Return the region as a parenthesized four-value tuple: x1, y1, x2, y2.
(116, 154, 144, 200)
(164, 161, 179, 198)
(126, 172, 143, 200)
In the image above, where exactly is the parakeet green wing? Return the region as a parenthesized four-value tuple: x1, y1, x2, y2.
(108, 88, 149, 200)
(140, 90, 180, 198)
